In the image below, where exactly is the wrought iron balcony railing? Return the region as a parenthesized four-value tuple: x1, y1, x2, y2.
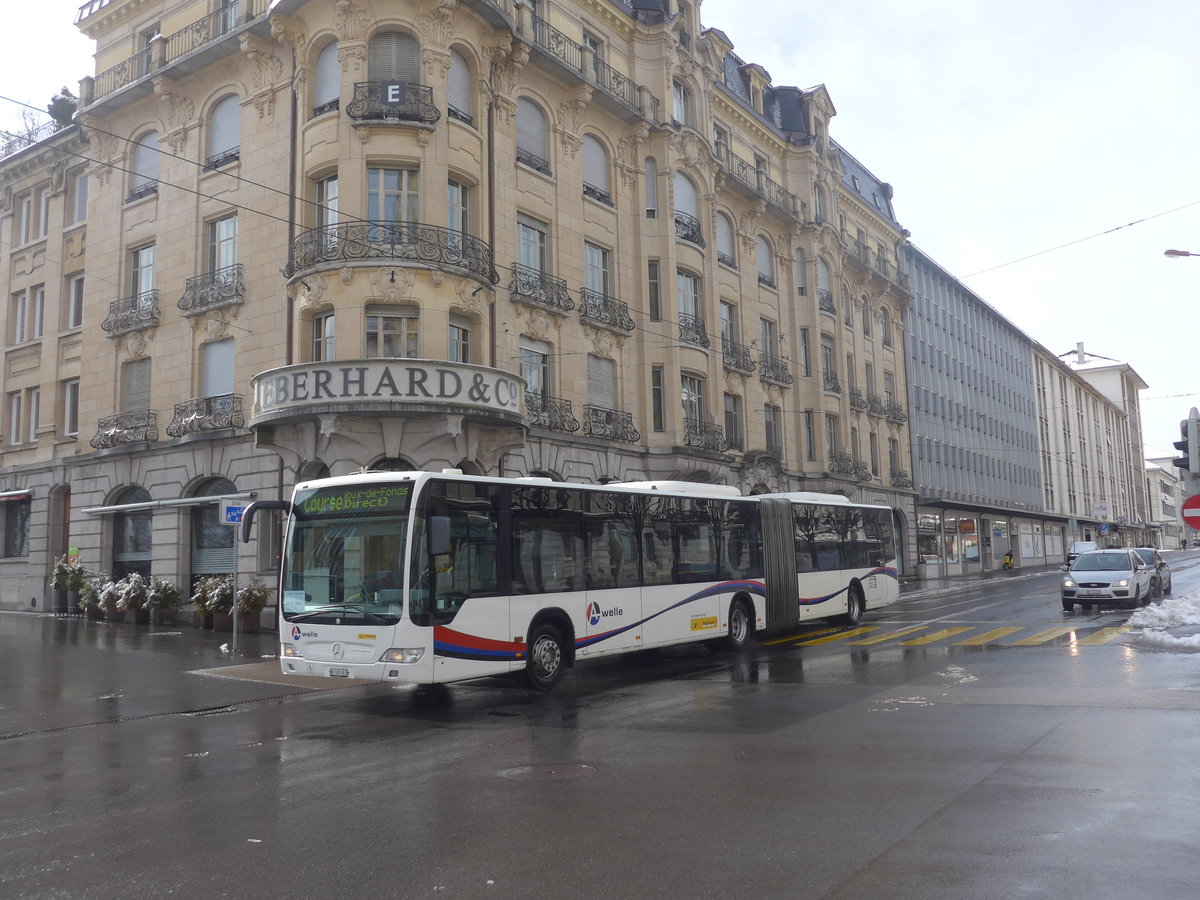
(90, 411, 158, 449)
(345, 81, 440, 125)
(530, 14, 583, 71)
(178, 264, 244, 315)
(583, 182, 613, 205)
(822, 370, 841, 394)
(721, 339, 756, 374)
(828, 451, 855, 476)
(890, 468, 914, 489)
(818, 289, 835, 315)
(849, 387, 868, 411)
(165, 2, 239, 60)
(759, 352, 794, 386)
(884, 400, 908, 424)
(525, 392, 579, 433)
(101, 291, 159, 335)
(580, 289, 634, 332)
(683, 417, 728, 452)
(715, 145, 800, 218)
(583, 406, 640, 443)
(674, 210, 706, 247)
(166, 394, 245, 437)
(516, 147, 551, 175)
(590, 56, 661, 121)
(725, 429, 744, 452)
(851, 460, 873, 482)
(866, 393, 887, 417)
(678, 313, 710, 348)
(510, 263, 573, 313)
(286, 222, 498, 283)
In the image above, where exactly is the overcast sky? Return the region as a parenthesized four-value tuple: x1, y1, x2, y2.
(2, 1, 1198, 450)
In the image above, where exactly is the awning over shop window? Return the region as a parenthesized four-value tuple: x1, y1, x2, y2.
(0, 490, 31, 502)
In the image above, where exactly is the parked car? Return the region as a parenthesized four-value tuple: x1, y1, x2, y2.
(1061, 548, 1154, 611)
(1132, 547, 1172, 596)
(1066, 541, 1098, 566)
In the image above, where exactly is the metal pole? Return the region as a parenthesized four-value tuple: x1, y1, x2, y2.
(231, 529, 239, 654)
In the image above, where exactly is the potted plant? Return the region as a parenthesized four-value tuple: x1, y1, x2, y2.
(234, 577, 271, 633)
(145, 578, 184, 626)
(97, 576, 124, 622)
(204, 575, 236, 631)
(51, 556, 87, 616)
(190, 576, 220, 629)
(78, 572, 110, 621)
(115, 573, 151, 625)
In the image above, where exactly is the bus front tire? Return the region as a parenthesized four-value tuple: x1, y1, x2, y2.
(840, 587, 864, 626)
(525, 622, 567, 691)
(726, 600, 752, 653)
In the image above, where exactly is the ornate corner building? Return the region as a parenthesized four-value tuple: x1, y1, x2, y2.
(0, 0, 919, 610)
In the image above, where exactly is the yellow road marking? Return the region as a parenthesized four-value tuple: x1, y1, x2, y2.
(793, 626, 875, 645)
(763, 626, 839, 646)
(955, 627, 1024, 646)
(1076, 626, 1131, 645)
(901, 627, 974, 645)
(848, 625, 928, 645)
(1010, 626, 1077, 646)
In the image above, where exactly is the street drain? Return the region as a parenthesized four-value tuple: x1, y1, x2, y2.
(181, 705, 239, 717)
(501, 764, 595, 781)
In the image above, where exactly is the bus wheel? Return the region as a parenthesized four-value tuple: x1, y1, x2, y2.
(840, 586, 864, 626)
(726, 600, 752, 653)
(525, 622, 566, 691)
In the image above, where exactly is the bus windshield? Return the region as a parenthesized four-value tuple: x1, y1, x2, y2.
(280, 483, 413, 625)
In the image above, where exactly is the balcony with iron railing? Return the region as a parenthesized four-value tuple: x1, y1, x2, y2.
(818, 289, 835, 316)
(866, 393, 886, 417)
(345, 81, 440, 126)
(90, 411, 158, 449)
(583, 406, 640, 443)
(178, 264, 244, 316)
(849, 387, 868, 411)
(580, 289, 634, 333)
(714, 144, 800, 219)
(510, 263, 574, 314)
(678, 313, 710, 348)
(721, 339, 756, 374)
(851, 460, 873, 482)
(0, 121, 58, 162)
(525, 392, 579, 433)
(828, 451, 855, 476)
(759, 352, 794, 386)
(674, 210, 706, 248)
(884, 399, 908, 424)
(516, 147, 552, 175)
(890, 468, 914, 489)
(822, 370, 841, 394)
(101, 291, 159, 336)
(285, 222, 498, 284)
(166, 394, 245, 438)
(684, 417, 727, 452)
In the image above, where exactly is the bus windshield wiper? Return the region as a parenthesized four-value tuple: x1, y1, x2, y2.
(290, 603, 388, 624)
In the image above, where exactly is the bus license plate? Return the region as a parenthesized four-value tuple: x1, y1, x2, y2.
(328, 667, 350, 677)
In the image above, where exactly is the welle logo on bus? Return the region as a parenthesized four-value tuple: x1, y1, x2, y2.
(587, 602, 624, 626)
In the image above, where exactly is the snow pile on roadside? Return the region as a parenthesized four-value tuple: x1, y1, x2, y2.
(1127, 591, 1200, 650)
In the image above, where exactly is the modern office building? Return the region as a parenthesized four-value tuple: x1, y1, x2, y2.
(0, 0, 918, 612)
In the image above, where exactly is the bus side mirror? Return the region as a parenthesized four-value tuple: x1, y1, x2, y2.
(430, 516, 451, 556)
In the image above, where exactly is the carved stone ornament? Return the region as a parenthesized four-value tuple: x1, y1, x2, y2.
(368, 266, 415, 302)
(589, 329, 614, 359)
(240, 34, 285, 90)
(454, 279, 489, 317)
(334, 0, 371, 41)
(296, 275, 329, 311)
(416, 0, 458, 49)
(524, 308, 551, 341)
(203, 308, 232, 340)
(153, 77, 195, 129)
(423, 48, 452, 84)
(120, 331, 149, 361)
(338, 44, 366, 74)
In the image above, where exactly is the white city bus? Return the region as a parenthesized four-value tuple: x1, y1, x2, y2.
(255, 471, 898, 690)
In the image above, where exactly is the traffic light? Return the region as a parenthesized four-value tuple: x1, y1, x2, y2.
(1174, 408, 1200, 494)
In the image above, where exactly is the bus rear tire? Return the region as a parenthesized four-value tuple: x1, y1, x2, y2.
(525, 622, 567, 691)
(839, 586, 864, 626)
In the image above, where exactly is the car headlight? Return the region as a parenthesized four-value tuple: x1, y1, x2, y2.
(1062, 578, 1076, 588)
(380, 648, 425, 664)
(1111, 578, 1130, 588)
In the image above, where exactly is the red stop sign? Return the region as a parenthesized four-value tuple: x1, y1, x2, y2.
(1184, 494, 1200, 531)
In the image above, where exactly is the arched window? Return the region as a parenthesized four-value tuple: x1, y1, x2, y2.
(313, 41, 340, 115)
(582, 135, 611, 203)
(516, 98, 550, 173)
(191, 477, 236, 582)
(715, 212, 735, 267)
(113, 486, 152, 579)
(447, 49, 472, 124)
(369, 31, 419, 82)
(756, 236, 775, 287)
(672, 79, 693, 126)
(813, 184, 827, 222)
(816, 258, 833, 314)
(207, 96, 240, 168)
(644, 156, 658, 216)
(880, 307, 894, 347)
(129, 131, 159, 200)
(369, 457, 415, 471)
(795, 247, 807, 295)
(673, 172, 703, 246)
(862, 298, 872, 336)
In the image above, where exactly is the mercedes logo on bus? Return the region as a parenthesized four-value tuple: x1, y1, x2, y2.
(332, 643, 344, 660)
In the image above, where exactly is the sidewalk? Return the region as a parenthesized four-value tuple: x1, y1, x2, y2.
(899, 564, 1063, 599)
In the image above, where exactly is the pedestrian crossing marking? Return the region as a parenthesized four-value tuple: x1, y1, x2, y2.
(1008, 626, 1078, 646)
(901, 627, 974, 646)
(793, 626, 875, 646)
(848, 625, 928, 645)
(763, 626, 839, 646)
(1075, 626, 1131, 645)
(954, 627, 1024, 646)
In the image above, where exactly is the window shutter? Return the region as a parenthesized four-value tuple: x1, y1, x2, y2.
(448, 50, 470, 114)
(315, 42, 340, 106)
(582, 136, 608, 191)
(208, 97, 240, 157)
(123, 359, 151, 412)
(644, 157, 658, 213)
(131, 132, 159, 186)
(673, 171, 697, 216)
(369, 32, 419, 83)
(201, 339, 235, 397)
(516, 98, 545, 155)
(587, 355, 615, 408)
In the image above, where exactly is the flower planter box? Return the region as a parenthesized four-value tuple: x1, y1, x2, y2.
(84, 605, 103, 621)
(212, 613, 260, 633)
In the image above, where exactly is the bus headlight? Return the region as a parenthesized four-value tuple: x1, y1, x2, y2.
(380, 648, 425, 664)
(281, 644, 304, 658)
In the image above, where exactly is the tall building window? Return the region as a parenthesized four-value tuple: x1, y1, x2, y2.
(804, 410, 815, 460)
(35, 187, 49, 240)
(585, 242, 611, 296)
(517, 218, 548, 272)
(206, 95, 241, 168)
(26, 387, 39, 444)
(313, 41, 340, 115)
(365, 307, 419, 358)
(208, 214, 237, 272)
(681, 373, 704, 423)
(756, 236, 774, 286)
(7, 391, 21, 445)
(368, 31, 420, 82)
(724, 393, 742, 449)
(516, 98, 550, 173)
(129, 244, 155, 302)
(716, 213, 736, 267)
(520, 337, 551, 397)
(798, 327, 811, 376)
(869, 432, 880, 475)
(672, 79, 693, 126)
(765, 404, 781, 456)
(648, 260, 661, 321)
(644, 157, 658, 216)
(3, 496, 30, 557)
(122, 358, 151, 413)
(30, 286, 44, 340)
(587, 354, 615, 410)
(448, 180, 469, 235)
(62, 378, 80, 437)
(651, 366, 665, 431)
(68, 170, 88, 225)
(129, 131, 159, 200)
(200, 339, 235, 398)
(888, 437, 900, 474)
(447, 49, 472, 123)
(368, 168, 419, 224)
(825, 413, 839, 456)
(312, 313, 335, 361)
(315, 174, 339, 227)
(582, 135, 611, 203)
(10, 290, 26, 344)
(677, 270, 700, 319)
(720, 301, 738, 344)
(448, 315, 471, 363)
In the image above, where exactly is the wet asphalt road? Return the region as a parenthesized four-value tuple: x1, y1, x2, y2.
(4, 558, 1200, 899)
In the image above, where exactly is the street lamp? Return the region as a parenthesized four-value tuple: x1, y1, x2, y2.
(1164, 249, 1200, 258)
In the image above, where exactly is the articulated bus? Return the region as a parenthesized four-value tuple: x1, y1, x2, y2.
(248, 471, 898, 690)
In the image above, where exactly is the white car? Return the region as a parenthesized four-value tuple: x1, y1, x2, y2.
(1061, 549, 1154, 611)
